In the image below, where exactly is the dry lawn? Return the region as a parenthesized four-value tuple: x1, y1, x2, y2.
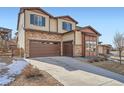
(10, 65, 63, 86)
(86, 60, 124, 75)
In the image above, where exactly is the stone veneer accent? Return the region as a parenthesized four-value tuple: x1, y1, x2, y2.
(24, 30, 84, 57)
(25, 30, 62, 57)
(74, 45, 82, 56)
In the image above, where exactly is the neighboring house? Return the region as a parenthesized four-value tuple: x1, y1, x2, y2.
(0, 27, 12, 49)
(17, 7, 101, 57)
(98, 44, 112, 55)
(0, 27, 12, 40)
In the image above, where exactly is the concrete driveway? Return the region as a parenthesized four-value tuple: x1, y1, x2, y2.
(26, 57, 124, 86)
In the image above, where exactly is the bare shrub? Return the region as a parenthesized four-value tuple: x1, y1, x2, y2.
(98, 54, 109, 61)
(87, 59, 94, 63)
(98, 57, 106, 61)
(97, 57, 102, 61)
(22, 65, 43, 78)
(94, 58, 99, 62)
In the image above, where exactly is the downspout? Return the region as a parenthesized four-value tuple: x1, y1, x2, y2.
(49, 17, 50, 32)
(24, 10, 26, 58)
(74, 30, 76, 57)
(57, 19, 58, 33)
(84, 33, 86, 57)
(96, 36, 99, 56)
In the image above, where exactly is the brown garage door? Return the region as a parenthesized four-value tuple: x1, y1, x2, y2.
(29, 40, 61, 57)
(63, 41, 73, 57)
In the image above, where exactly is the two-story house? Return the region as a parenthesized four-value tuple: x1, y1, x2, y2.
(17, 7, 101, 57)
(0, 27, 12, 49)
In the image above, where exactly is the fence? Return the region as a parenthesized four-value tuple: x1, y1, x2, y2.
(0, 48, 24, 57)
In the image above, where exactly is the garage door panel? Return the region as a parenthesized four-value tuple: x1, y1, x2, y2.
(29, 40, 60, 57)
(63, 41, 73, 57)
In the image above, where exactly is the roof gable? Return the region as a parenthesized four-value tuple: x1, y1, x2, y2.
(78, 26, 101, 36)
(20, 7, 54, 17)
(17, 7, 54, 30)
(55, 15, 78, 24)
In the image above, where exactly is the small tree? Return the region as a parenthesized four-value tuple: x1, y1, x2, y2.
(113, 32, 124, 64)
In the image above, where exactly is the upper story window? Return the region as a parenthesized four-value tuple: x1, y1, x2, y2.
(30, 14, 45, 26)
(62, 22, 72, 31)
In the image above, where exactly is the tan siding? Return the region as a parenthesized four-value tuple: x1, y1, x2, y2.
(50, 18, 57, 32)
(62, 32, 74, 41)
(75, 31, 82, 45)
(98, 46, 103, 54)
(74, 31, 82, 56)
(58, 18, 76, 33)
(25, 10, 50, 32)
(17, 13, 25, 50)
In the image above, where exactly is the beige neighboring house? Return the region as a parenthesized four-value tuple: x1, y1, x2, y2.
(17, 7, 101, 58)
(0, 27, 12, 49)
(98, 44, 112, 55)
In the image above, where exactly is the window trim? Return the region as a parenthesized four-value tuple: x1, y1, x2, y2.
(85, 40, 97, 52)
(62, 22, 72, 31)
(30, 14, 46, 27)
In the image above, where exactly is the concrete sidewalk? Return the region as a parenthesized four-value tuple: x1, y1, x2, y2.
(26, 57, 124, 86)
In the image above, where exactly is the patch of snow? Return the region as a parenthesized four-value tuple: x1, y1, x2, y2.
(0, 59, 28, 85)
(7, 60, 28, 76)
(0, 76, 13, 85)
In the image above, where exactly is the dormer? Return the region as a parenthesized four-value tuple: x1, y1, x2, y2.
(56, 15, 78, 33)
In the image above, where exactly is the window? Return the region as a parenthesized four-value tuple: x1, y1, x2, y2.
(30, 14, 34, 25)
(62, 22, 72, 31)
(39, 16, 42, 26)
(30, 14, 45, 26)
(85, 41, 96, 52)
(42, 17, 45, 26)
(34, 15, 38, 25)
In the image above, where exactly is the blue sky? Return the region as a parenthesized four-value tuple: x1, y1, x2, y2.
(0, 7, 124, 46)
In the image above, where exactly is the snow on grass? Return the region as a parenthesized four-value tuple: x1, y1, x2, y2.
(0, 59, 28, 85)
(7, 60, 28, 76)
